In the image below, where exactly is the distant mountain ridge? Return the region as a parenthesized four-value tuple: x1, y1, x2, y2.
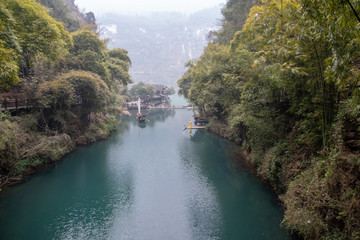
(98, 6, 222, 87)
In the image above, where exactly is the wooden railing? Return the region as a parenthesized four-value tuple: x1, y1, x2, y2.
(0, 98, 36, 111)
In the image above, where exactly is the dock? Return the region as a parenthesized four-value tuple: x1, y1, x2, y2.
(183, 126, 206, 130)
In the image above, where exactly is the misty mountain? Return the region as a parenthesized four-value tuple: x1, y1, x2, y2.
(98, 6, 222, 87)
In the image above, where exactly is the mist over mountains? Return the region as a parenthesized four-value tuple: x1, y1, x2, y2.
(98, 6, 222, 87)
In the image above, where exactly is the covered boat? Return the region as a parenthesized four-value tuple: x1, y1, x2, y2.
(136, 98, 146, 122)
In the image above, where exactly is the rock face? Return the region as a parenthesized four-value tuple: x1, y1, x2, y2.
(64, 0, 96, 25)
(38, 0, 96, 31)
(98, 6, 222, 87)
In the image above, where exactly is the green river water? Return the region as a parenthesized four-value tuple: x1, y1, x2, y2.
(0, 106, 291, 240)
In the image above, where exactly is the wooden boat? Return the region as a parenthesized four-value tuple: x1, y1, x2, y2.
(137, 113, 146, 122)
(136, 98, 146, 123)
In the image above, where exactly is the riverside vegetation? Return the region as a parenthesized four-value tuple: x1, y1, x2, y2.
(178, 0, 360, 239)
(0, 0, 132, 187)
(1, 0, 360, 239)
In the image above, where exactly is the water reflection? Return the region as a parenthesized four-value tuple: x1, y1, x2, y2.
(137, 121, 146, 128)
(0, 109, 290, 240)
(181, 130, 290, 240)
(179, 147, 223, 240)
(53, 129, 137, 240)
(129, 109, 176, 128)
(0, 123, 136, 240)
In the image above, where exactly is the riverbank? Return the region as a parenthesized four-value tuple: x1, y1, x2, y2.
(204, 114, 360, 239)
(0, 111, 122, 190)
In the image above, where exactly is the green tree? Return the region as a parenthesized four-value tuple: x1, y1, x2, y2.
(36, 78, 75, 131)
(300, 0, 360, 116)
(179, 43, 245, 118)
(130, 82, 155, 99)
(232, 0, 339, 148)
(70, 30, 105, 56)
(0, 2, 19, 87)
(106, 48, 132, 87)
(167, 87, 176, 95)
(0, 0, 71, 80)
(0, 41, 19, 88)
(107, 48, 131, 68)
(57, 71, 110, 122)
(67, 31, 132, 93)
(178, 60, 195, 99)
(211, 0, 256, 45)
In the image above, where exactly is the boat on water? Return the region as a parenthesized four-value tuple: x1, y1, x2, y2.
(136, 98, 146, 123)
(137, 113, 146, 122)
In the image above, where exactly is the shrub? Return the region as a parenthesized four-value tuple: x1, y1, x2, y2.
(283, 154, 360, 239)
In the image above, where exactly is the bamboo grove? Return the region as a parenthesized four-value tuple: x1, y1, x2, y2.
(178, 0, 360, 239)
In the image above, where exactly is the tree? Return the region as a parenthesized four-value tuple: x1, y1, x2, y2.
(85, 12, 96, 25)
(211, 0, 256, 45)
(106, 61, 132, 87)
(70, 30, 105, 57)
(231, 0, 339, 148)
(167, 87, 176, 95)
(300, 0, 360, 116)
(0, 0, 71, 80)
(178, 60, 195, 99)
(36, 78, 75, 131)
(0, 2, 19, 87)
(67, 31, 132, 93)
(106, 48, 132, 87)
(107, 48, 131, 67)
(129, 82, 155, 99)
(178, 43, 244, 118)
(57, 71, 110, 122)
(0, 41, 19, 88)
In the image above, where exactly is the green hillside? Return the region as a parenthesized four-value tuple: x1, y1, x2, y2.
(178, 0, 360, 239)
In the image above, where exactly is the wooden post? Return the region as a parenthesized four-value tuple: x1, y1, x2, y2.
(3, 98, 7, 110)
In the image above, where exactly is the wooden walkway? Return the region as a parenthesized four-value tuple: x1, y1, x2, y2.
(0, 98, 34, 111)
(126, 106, 193, 110)
(151, 106, 192, 110)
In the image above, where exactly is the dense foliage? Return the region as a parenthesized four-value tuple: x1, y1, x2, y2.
(66, 30, 132, 93)
(0, 0, 131, 188)
(129, 82, 156, 99)
(0, 0, 71, 86)
(178, 0, 360, 239)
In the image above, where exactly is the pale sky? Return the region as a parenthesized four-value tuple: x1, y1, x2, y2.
(75, 0, 226, 15)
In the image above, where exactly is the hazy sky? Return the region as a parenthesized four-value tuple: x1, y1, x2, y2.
(75, 0, 226, 15)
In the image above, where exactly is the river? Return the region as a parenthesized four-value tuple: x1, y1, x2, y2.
(0, 107, 291, 240)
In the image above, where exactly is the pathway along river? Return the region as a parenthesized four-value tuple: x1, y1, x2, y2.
(0, 108, 291, 240)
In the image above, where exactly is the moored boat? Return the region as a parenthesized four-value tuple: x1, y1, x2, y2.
(136, 98, 146, 123)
